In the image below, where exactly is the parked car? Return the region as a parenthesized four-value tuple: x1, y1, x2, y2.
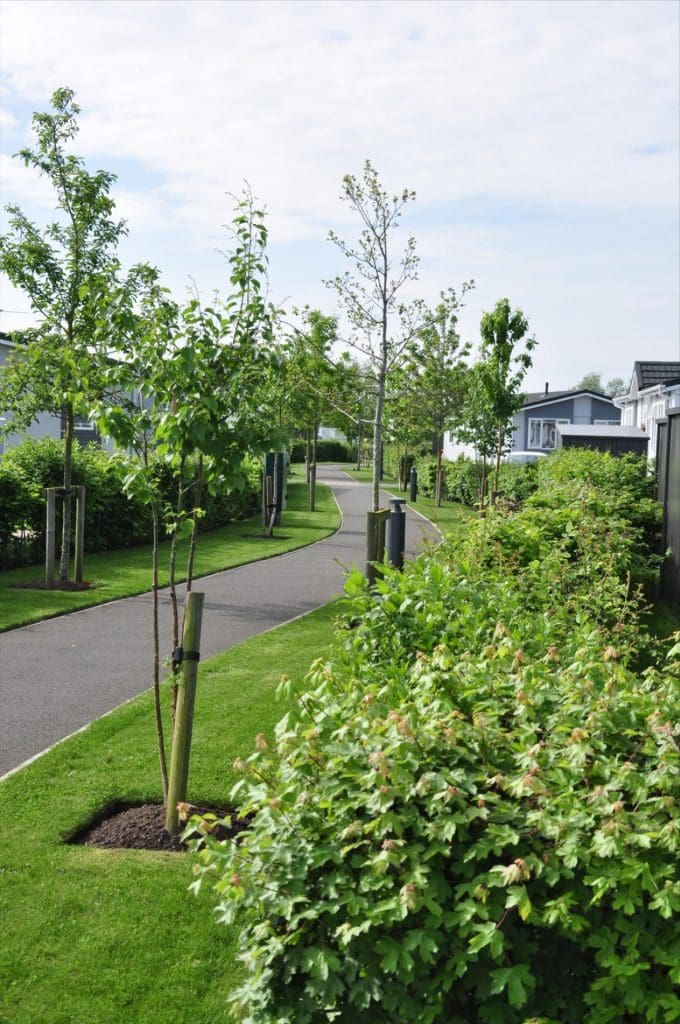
(503, 451, 548, 465)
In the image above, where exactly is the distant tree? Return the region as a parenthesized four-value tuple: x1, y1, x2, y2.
(459, 299, 536, 502)
(605, 376, 626, 397)
(287, 309, 340, 509)
(383, 363, 428, 488)
(576, 372, 605, 393)
(333, 353, 375, 470)
(410, 284, 473, 505)
(576, 372, 627, 397)
(326, 160, 420, 514)
(0, 87, 128, 584)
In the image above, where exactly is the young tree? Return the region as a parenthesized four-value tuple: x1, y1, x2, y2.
(459, 299, 536, 503)
(286, 310, 340, 509)
(95, 191, 282, 828)
(480, 299, 536, 495)
(0, 88, 128, 584)
(334, 354, 375, 470)
(575, 372, 627, 397)
(410, 284, 473, 505)
(326, 160, 420, 514)
(605, 376, 627, 398)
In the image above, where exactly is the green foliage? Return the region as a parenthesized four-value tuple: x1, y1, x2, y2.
(0, 438, 260, 569)
(414, 455, 539, 508)
(289, 439, 353, 463)
(190, 451, 676, 1023)
(0, 87, 130, 580)
(576, 373, 627, 398)
(457, 300, 536, 499)
(533, 449, 661, 589)
(326, 160, 420, 511)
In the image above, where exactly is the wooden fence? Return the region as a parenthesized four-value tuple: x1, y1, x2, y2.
(657, 408, 680, 608)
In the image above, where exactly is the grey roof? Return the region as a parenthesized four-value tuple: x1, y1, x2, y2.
(522, 388, 612, 409)
(557, 424, 648, 439)
(633, 361, 680, 389)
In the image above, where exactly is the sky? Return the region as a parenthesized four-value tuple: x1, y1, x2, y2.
(0, 0, 678, 393)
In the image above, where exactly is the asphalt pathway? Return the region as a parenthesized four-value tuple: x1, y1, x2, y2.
(0, 467, 438, 777)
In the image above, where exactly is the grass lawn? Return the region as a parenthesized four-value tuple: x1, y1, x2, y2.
(0, 599, 346, 1024)
(342, 465, 475, 538)
(0, 473, 339, 632)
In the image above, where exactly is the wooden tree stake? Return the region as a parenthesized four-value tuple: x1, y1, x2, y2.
(365, 508, 389, 587)
(165, 591, 205, 834)
(74, 486, 86, 583)
(44, 487, 57, 588)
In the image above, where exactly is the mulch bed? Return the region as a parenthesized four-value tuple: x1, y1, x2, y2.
(72, 802, 247, 853)
(14, 579, 93, 591)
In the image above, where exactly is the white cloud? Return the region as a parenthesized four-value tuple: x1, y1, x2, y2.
(0, 0, 677, 384)
(1, 0, 677, 227)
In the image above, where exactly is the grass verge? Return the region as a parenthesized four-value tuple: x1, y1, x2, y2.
(0, 599, 345, 1024)
(0, 474, 339, 632)
(342, 466, 474, 538)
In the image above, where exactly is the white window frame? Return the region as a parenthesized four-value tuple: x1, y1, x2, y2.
(73, 417, 95, 430)
(594, 419, 620, 426)
(528, 417, 570, 450)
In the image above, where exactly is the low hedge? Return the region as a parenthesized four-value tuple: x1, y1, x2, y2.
(289, 439, 354, 464)
(0, 438, 261, 569)
(190, 449, 677, 1024)
(414, 455, 540, 507)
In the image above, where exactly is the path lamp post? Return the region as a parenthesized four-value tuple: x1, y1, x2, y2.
(387, 497, 407, 571)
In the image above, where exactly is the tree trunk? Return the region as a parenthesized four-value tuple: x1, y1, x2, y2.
(310, 430, 317, 512)
(355, 421, 362, 471)
(305, 428, 311, 484)
(58, 405, 75, 583)
(480, 456, 488, 515)
(435, 442, 444, 507)
(151, 502, 168, 800)
(165, 591, 204, 833)
(185, 457, 203, 596)
(372, 374, 386, 512)
(169, 459, 186, 721)
(493, 421, 504, 495)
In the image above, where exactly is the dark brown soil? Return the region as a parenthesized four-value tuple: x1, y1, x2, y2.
(14, 578, 93, 591)
(71, 802, 247, 853)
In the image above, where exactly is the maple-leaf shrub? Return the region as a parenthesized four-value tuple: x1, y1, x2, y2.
(190, 457, 678, 1024)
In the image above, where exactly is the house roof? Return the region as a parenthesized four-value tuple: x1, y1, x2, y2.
(633, 361, 680, 390)
(558, 424, 648, 439)
(521, 388, 614, 410)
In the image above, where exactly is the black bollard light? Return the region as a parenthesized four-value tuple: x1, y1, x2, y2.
(409, 467, 418, 502)
(387, 497, 406, 570)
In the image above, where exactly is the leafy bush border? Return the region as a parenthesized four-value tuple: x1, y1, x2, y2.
(189, 450, 678, 1024)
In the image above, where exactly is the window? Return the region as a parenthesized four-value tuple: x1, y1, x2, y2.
(594, 419, 619, 426)
(73, 417, 95, 430)
(528, 418, 570, 450)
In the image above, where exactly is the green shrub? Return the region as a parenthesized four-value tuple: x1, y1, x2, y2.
(414, 456, 539, 508)
(289, 439, 353, 463)
(190, 458, 677, 1023)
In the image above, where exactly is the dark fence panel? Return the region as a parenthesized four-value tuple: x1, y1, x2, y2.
(657, 409, 680, 608)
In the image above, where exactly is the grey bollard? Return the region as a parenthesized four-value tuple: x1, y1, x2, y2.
(409, 467, 418, 502)
(387, 497, 406, 571)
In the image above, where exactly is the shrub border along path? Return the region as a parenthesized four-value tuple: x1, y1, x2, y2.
(0, 465, 441, 776)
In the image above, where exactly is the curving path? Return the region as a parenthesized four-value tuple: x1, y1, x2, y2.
(0, 467, 438, 777)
